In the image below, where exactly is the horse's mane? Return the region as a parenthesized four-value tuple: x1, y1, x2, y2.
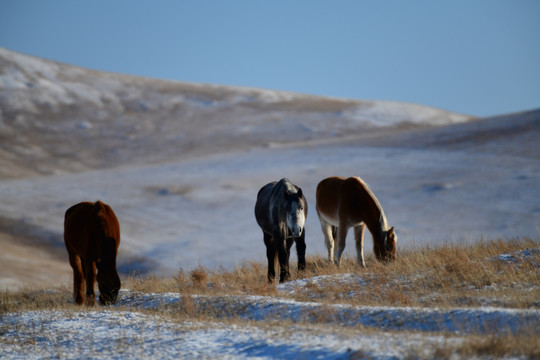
(273, 178, 300, 238)
(277, 178, 298, 194)
(354, 177, 389, 237)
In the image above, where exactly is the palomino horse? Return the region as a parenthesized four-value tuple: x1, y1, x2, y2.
(316, 176, 396, 267)
(64, 201, 121, 305)
(255, 178, 308, 283)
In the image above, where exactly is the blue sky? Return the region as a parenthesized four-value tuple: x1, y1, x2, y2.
(1, 1, 539, 117)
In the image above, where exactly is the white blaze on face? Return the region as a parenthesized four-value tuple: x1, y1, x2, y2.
(287, 201, 305, 237)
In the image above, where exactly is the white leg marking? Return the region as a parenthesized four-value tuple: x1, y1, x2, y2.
(354, 224, 366, 268)
(320, 219, 335, 263)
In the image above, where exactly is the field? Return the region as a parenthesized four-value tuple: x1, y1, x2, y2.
(2, 238, 539, 359)
(1, 48, 539, 358)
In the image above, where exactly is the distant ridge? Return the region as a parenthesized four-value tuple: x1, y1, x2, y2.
(1, 47, 473, 178)
(357, 108, 540, 159)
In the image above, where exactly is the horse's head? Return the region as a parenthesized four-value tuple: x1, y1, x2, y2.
(97, 267, 121, 305)
(374, 226, 397, 263)
(285, 188, 306, 238)
(384, 226, 397, 262)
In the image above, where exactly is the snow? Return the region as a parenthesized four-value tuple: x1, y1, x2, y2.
(342, 101, 470, 127)
(0, 310, 413, 359)
(2, 273, 539, 359)
(2, 252, 539, 359)
(119, 291, 540, 335)
(495, 248, 540, 264)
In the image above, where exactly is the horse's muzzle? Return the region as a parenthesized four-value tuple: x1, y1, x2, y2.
(99, 291, 118, 306)
(291, 227, 303, 238)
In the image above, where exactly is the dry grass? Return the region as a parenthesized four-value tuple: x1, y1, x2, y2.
(4, 237, 537, 312)
(457, 333, 540, 359)
(287, 237, 540, 309)
(1, 237, 539, 358)
(124, 261, 277, 297)
(0, 286, 74, 314)
(119, 237, 540, 309)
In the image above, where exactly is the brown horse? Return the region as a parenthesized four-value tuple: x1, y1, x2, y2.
(64, 201, 121, 305)
(316, 176, 396, 267)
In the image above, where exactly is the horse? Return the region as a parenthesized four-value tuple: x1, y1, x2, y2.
(64, 201, 121, 306)
(254, 178, 308, 283)
(315, 176, 396, 267)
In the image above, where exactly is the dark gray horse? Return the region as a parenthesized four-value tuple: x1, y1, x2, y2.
(254, 178, 308, 283)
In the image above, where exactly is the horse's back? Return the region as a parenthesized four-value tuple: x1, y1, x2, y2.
(256, 181, 277, 202)
(316, 176, 373, 225)
(316, 176, 346, 221)
(316, 176, 345, 196)
(64, 201, 94, 251)
(64, 201, 120, 256)
(255, 178, 300, 211)
(255, 181, 279, 231)
(95, 201, 120, 242)
(64, 201, 92, 222)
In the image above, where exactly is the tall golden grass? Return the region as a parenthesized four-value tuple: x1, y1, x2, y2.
(2, 238, 538, 311)
(122, 237, 540, 309)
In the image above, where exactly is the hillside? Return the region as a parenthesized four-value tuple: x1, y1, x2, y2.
(0, 47, 539, 288)
(0, 47, 471, 179)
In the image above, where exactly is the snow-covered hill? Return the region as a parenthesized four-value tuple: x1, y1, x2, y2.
(1, 47, 539, 287)
(0, 47, 471, 178)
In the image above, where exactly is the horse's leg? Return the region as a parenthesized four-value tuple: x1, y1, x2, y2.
(69, 253, 84, 305)
(336, 222, 349, 266)
(286, 237, 294, 260)
(354, 224, 367, 268)
(295, 232, 306, 272)
(264, 233, 276, 283)
(331, 226, 338, 261)
(285, 237, 294, 275)
(83, 259, 97, 306)
(320, 220, 335, 263)
(277, 236, 290, 283)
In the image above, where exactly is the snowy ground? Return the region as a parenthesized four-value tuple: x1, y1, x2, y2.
(2, 267, 539, 360)
(0, 309, 453, 360)
(2, 249, 539, 359)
